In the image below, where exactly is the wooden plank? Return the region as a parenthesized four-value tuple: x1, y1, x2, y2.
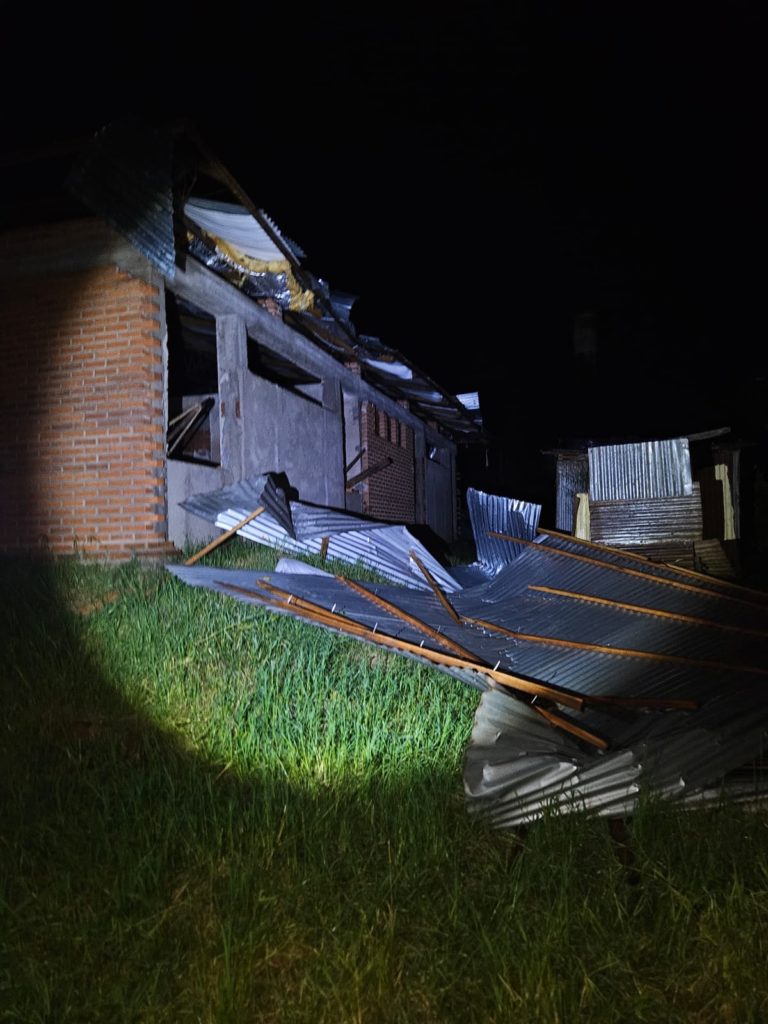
(532, 705, 609, 750)
(184, 507, 265, 566)
(409, 551, 462, 624)
(337, 576, 476, 661)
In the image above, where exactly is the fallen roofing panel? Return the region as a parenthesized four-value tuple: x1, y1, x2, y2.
(180, 473, 295, 538)
(180, 474, 460, 592)
(465, 487, 541, 573)
(465, 685, 768, 826)
(167, 521, 768, 824)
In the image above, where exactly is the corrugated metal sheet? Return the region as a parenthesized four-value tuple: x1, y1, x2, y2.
(67, 119, 177, 278)
(588, 438, 693, 501)
(180, 475, 460, 592)
(589, 486, 703, 548)
(167, 536, 768, 825)
(180, 474, 295, 537)
(555, 453, 589, 532)
(465, 688, 768, 826)
(465, 487, 541, 573)
(185, 199, 288, 263)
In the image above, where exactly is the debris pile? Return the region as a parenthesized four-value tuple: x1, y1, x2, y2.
(179, 473, 459, 592)
(169, 478, 768, 826)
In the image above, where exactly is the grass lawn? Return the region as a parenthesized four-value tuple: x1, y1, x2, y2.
(2, 545, 768, 1023)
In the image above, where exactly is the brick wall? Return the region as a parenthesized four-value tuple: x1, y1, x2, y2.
(360, 401, 416, 522)
(0, 221, 172, 560)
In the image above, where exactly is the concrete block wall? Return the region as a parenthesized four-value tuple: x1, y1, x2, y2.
(0, 222, 172, 560)
(360, 401, 416, 522)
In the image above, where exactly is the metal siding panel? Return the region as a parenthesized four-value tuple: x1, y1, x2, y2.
(555, 455, 589, 532)
(588, 438, 693, 501)
(179, 475, 460, 592)
(589, 486, 703, 547)
(465, 488, 542, 574)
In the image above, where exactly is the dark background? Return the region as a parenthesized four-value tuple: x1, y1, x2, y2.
(3, 5, 766, 512)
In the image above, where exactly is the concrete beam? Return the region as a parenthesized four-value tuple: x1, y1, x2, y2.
(167, 257, 455, 452)
(216, 314, 248, 482)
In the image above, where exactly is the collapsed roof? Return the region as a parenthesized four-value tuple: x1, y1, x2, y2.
(169, 482, 768, 826)
(179, 473, 460, 592)
(65, 118, 483, 441)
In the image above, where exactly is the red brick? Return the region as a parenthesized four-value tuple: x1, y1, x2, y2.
(0, 224, 168, 560)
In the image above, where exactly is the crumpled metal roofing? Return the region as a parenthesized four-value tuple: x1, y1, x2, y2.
(180, 475, 460, 593)
(283, 314, 484, 439)
(465, 688, 768, 825)
(67, 118, 483, 442)
(553, 452, 589, 532)
(180, 473, 295, 538)
(465, 487, 541, 573)
(167, 520, 768, 825)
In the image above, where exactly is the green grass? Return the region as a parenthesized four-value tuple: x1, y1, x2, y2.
(2, 547, 768, 1023)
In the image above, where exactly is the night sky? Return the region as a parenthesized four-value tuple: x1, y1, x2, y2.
(4, 6, 766, 502)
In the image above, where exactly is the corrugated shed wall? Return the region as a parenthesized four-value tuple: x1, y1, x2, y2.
(589, 485, 704, 548)
(588, 438, 693, 501)
(555, 454, 589, 531)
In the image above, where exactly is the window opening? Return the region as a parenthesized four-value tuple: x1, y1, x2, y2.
(247, 336, 323, 405)
(165, 290, 220, 464)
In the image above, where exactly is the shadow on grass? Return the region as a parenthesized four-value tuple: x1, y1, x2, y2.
(4, 558, 768, 1024)
(0, 558, 518, 1022)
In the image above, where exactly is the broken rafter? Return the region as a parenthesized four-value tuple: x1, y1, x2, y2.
(346, 458, 393, 490)
(167, 398, 214, 456)
(345, 448, 366, 475)
(531, 704, 609, 750)
(409, 551, 462, 624)
(336, 576, 475, 661)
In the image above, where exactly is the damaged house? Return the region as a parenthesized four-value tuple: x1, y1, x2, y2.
(0, 119, 482, 560)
